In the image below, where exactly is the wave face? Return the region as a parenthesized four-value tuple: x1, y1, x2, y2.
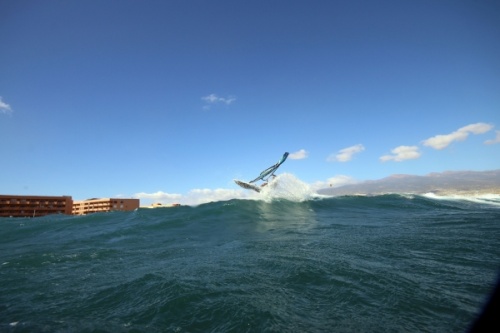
(1, 195, 500, 332)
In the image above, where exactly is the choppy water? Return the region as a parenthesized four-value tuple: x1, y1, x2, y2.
(1, 194, 499, 332)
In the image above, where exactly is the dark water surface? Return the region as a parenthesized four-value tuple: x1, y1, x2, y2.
(1, 195, 499, 332)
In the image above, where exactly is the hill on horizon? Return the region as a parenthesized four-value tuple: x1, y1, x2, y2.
(317, 170, 500, 196)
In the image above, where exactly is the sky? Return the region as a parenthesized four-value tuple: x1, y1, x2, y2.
(1, 0, 499, 206)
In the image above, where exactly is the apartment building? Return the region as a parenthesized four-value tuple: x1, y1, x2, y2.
(0, 195, 73, 218)
(72, 198, 139, 215)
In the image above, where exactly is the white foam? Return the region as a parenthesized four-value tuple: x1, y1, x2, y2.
(422, 192, 500, 207)
(258, 173, 319, 202)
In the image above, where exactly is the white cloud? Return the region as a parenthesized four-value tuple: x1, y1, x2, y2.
(289, 149, 308, 160)
(327, 144, 365, 162)
(311, 175, 358, 190)
(134, 191, 183, 203)
(485, 130, 500, 145)
(185, 188, 247, 205)
(201, 93, 236, 110)
(134, 188, 249, 206)
(380, 145, 421, 162)
(459, 123, 493, 134)
(422, 122, 493, 150)
(0, 97, 13, 115)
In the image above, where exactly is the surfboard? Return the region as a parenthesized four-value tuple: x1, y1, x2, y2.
(234, 179, 261, 193)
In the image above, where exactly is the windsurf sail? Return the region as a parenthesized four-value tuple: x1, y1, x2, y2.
(249, 152, 289, 183)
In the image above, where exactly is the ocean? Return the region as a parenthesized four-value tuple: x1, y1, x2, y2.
(1, 186, 500, 332)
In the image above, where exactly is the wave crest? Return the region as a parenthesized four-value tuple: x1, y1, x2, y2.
(258, 173, 320, 202)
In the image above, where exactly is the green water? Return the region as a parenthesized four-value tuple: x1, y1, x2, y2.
(1, 195, 499, 332)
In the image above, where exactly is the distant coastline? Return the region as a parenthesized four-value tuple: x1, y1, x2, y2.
(318, 170, 500, 196)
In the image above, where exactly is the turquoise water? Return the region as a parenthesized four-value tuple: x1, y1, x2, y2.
(1, 194, 499, 332)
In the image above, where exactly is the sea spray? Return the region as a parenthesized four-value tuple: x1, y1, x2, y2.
(258, 173, 319, 202)
(422, 192, 500, 207)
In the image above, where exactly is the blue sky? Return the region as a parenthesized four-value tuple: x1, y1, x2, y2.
(1, 0, 499, 205)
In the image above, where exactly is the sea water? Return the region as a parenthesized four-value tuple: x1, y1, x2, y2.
(1, 178, 499, 332)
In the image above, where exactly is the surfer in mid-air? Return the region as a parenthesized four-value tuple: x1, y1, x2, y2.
(234, 152, 289, 192)
(260, 176, 275, 188)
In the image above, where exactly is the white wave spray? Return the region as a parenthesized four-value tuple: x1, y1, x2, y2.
(422, 192, 500, 207)
(257, 173, 320, 202)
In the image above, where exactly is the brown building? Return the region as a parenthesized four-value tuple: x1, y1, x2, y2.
(72, 198, 139, 215)
(0, 195, 73, 218)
